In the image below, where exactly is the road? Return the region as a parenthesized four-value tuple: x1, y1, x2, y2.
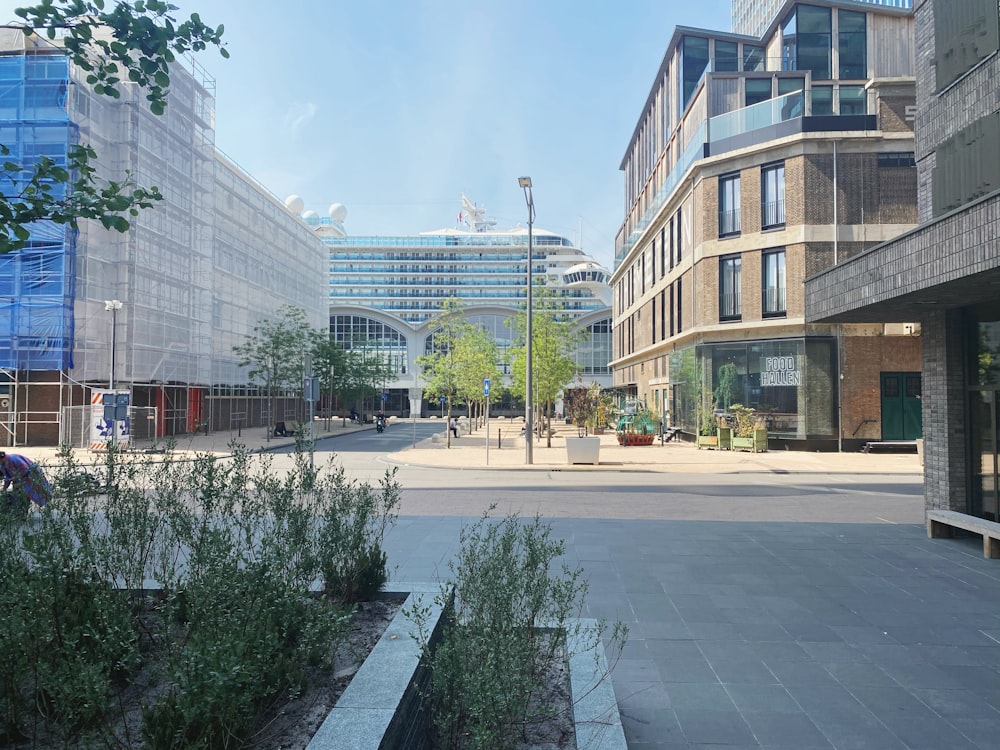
(273, 421, 925, 525)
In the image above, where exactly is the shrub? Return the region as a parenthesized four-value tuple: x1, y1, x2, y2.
(0, 443, 399, 748)
(410, 510, 627, 750)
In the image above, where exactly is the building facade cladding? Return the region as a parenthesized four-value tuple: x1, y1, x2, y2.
(806, 0, 1000, 521)
(612, 1, 921, 448)
(0, 33, 327, 445)
(316, 224, 614, 412)
(732, 0, 913, 37)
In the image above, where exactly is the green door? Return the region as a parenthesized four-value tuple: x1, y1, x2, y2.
(881, 372, 923, 440)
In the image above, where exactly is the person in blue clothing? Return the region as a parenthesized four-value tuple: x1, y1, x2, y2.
(1, 451, 51, 510)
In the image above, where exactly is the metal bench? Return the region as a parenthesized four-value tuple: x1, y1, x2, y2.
(926, 509, 1000, 559)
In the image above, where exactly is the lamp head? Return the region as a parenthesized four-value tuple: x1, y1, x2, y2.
(104, 299, 123, 311)
(518, 176, 532, 188)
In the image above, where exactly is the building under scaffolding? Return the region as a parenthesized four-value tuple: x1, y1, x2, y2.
(0, 28, 327, 446)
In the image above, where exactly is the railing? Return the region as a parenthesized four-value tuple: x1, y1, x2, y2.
(709, 90, 805, 143)
(763, 286, 786, 314)
(761, 199, 785, 229)
(719, 208, 742, 237)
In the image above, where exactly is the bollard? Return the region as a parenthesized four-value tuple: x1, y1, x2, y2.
(498, 428, 501, 449)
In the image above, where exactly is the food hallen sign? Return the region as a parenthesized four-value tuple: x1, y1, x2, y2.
(760, 356, 800, 386)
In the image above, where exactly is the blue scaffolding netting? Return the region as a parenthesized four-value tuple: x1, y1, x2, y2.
(0, 53, 76, 371)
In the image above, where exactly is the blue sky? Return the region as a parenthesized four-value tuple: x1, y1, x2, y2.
(2, 1, 734, 267)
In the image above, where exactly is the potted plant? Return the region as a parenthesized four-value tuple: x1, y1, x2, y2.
(696, 401, 719, 449)
(565, 379, 601, 463)
(730, 403, 768, 452)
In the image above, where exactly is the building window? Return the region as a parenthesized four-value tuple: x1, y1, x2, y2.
(675, 207, 682, 262)
(761, 162, 785, 229)
(745, 78, 772, 107)
(719, 174, 741, 237)
(878, 152, 915, 168)
(811, 85, 834, 115)
(798, 5, 832, 80)
(743, 44, 764, 71)
(719, 255, 741, 321)
(681, 36, 710, 110)
(714, 40, 739, 72)
(762, 248, 786, 317)
(838, 9, 867, 79)
(838, 85, 866, 115)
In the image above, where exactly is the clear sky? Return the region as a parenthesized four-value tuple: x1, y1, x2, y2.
(1, 0, 734, 268)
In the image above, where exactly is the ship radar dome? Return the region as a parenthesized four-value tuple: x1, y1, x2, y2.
(284, 195, 305, 214)
(329, 203, 347, 222)
(302, 210, 319, 219)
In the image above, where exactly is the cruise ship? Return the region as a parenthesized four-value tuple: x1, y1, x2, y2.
(298, 195, 613, 416)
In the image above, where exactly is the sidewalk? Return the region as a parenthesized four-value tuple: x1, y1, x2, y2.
(7, 418, 922, 476)
(381, 419, 921, 475)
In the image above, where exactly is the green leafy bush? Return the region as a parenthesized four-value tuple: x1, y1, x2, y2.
(0, 443, 399, 748)
(410, 510, 627, 750)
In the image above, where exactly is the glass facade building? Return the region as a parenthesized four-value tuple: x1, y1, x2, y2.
(733, 0, 912, 38)
(302, 210, 614, 415)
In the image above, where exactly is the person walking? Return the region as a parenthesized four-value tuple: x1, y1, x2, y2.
(1, 451, 51, 509)
(449, 416, 459, 439)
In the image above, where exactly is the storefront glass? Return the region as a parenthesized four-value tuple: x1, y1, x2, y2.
(669, 338, 837, 439)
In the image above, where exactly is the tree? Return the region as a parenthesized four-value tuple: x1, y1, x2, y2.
(507, 287, 582, 447)
(0, 1, 228, 254)
(311, 336, 351, 426)
(233, 305, 319, 438)
(416, 298, 468, 447)
(453, 322, 500, 430)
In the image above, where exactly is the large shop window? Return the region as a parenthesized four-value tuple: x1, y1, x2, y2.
(719, 254, 742, 322)
(718, 173, 741, 237)
(670, 339, 837, 440)
(762, 248, 786, 317)
(761, 163, 785, 229)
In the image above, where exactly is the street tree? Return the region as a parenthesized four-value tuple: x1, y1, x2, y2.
(233, 305, 319, 437)
(453, 321, 500, 431)
(0, 1, 228, 254)
(311, 336, 352, 426)
(416, 297, 467, 447)
(508, 287, 583, 447)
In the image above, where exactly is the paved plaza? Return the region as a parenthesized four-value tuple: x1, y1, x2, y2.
(12, 419, 1000, 749)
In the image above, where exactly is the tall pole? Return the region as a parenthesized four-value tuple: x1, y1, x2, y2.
(105, 299, 123, 390)
(519, 177, 535, 465)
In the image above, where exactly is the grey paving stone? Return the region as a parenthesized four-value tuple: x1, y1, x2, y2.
(823, 661, 900, 689)
(725, 683, 803, 714)
(672, 708, 756, 745)
(911, 687, 1000, 719)
(664, 682, 735, 711)
(741, 711, 833, 749)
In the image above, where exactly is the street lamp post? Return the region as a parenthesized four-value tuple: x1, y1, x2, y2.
(104, 299, 123, 390)
(518, 177, 535, 465)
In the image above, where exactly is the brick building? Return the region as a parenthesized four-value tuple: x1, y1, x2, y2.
(612, 0, 921, 449)
(807, 0, 1000, 522)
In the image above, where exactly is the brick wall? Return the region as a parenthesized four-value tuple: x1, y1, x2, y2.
(841, 331, 923, 441)
(921, 309, 969, 512)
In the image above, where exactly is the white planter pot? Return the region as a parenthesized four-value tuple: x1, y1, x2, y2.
(566, 436, 601, 465)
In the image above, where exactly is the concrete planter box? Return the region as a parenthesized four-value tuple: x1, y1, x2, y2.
(308, 588, 627, 749)
(566, 436, 601, 465)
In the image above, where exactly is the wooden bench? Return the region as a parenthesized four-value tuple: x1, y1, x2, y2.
(926, 509, 1000, 559)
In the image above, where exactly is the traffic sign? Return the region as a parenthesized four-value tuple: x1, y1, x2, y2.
(483, 378, 490, 396)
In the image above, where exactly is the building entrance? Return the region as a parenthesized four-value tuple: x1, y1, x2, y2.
(880, 372, 922, 440)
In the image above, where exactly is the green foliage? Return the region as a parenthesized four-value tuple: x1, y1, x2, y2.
(507, 287, 583, 446)
(233, 305, 320, 426)
(409, 510, 628, 750)
(0, 443, 399, 747)
(729, 403, 763, 438)
(714, 362, 739, 411)
(1, 1, 228, 253)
